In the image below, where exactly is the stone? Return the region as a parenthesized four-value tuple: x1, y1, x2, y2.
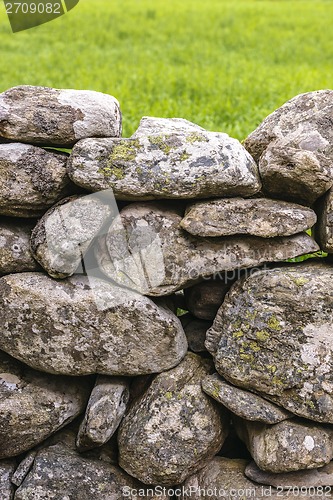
(181, 315, 211, 352)
(0, 350, 91, 459)
(101, 201, 319, 296)
(11, 451, 37, 487)
(76, 376, 130, 451)
(118, 353, 229, 485)
(206, 262, 333, 423)
(0, 143, 74, 218)
(30, 192, 114, 279)
(0, 460, 16, 500)
(184, 277, 234, 320)
(0, 219, 38, 275)
(244, 90, 333, 205)
(202, 373, 291, 424)
(67, 117, 262, 200)
(234, 417, 333, 473)
(0, 272, 187, 376)
(314, 187, 333, 253)
(245, 460, 333, 489)
(0, 85, 121, 147)
(181, 198, 317, 237)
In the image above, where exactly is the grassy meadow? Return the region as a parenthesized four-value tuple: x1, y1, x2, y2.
(0, 0, 333, 139)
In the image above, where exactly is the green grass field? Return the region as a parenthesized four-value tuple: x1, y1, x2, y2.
(0, 0, 333, 138)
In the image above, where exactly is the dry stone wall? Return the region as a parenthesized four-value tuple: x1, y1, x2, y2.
(0, 85, 333, 498)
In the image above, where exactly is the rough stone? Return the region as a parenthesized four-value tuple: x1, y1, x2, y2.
(0, 85, 121, 147)
(0, 143, 74, 217)
(118, 353, 229, 485)
(0, 219, 38, 275)
(181, 198, 317, 237)
(100, 201, 319, 296)
(234, 417, 333, 473)
(245, 460, 333, 489)
(202, 373, 291, 424)
(314, 187, 333, 253)
(206, 262, 333, 423)
(184, 277, 234, 320)
(181, 315, 211, 352)
(30, 193, 114, 278)
(0, 272, 187, 376)
(0, 460, 16, 500)
(244, 90, 333, 205)
(0, 350, 91, 459)
(67, 117, 261, 200)
(76, 376, 129, 451)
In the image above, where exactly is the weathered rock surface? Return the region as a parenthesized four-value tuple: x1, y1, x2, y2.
(118, 353, 229, 485)
(202, 373, 291, 424)
(0, 272, 187, 376)
(0, 351, 91, 459)
(245, 460, 333, 489)
(315, 188, 333, 253)
(234, 417, 333, 473)
(184, 277, 234, 320)
(101, 202, 318, 296)
(30, 192, 114, 278)
(181, 315, 211, 352)
(0, 143, 74, 217)
(0, 219, 38, 275)
(0, 85, 121, 147)
(181, 198, 317, 237)
(0, 460, 16, 500)
(244, 90, 333, 205)
(206, 262, 333, 423)
(67, 117, 262, 199)
(76, 376, 129, 451)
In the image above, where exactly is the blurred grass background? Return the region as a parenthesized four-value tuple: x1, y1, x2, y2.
(0, 0, 333, 138)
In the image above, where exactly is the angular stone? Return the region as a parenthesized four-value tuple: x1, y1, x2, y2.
(101, 201, 319, 296)
(67, 117, 261, 200)
(76, 376, 129, 451)
(118, 353, 229, 485)
(0, 273, 187, 376)
(234, 417, 333, 473)
(0, 460, 16, 500)
(181, 198, 317, 237)
(0, 351, 91, 459)
(202, 373, 291, 424)
(11, 451, 37, 487)
(0, 219, 38, 275)
(206, 262, 333, 423)
(30, 193, 114, 279)
(0, 143, 74, 217)
(181, 315, 211, 353)
(244, 91, 333, 205)
(182, 457, 325, 499)
(184, 277, 234, 320)
(315, 187, 333, 253)
(0, 85, 121, 147)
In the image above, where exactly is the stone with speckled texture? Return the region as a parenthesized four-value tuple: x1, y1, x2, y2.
(0, 272, 187, 376)
(118, 353, 229, 486)
(314, 187, 333, 253)
(0, 85, 121, 147)
(0, 219, 38, 275)
(0, 460, 16, 500)
(206, 262, 333, 423)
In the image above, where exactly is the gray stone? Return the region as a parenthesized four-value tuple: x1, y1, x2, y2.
(244, 90, 333, 205)
(184, 278, 234, 320)
(202, 373, 291, 424)
(234, 417, 333, 473)
(118, 353, 229, 485)
(0, 272, 187, 376)
(181, 198, 317, 237)
(314, 187, 333, 253)
(30, 193, 114, 279)
(206, 262, 333, 423)
(101, 201, 319, 296)
(0, 85, 121, 147)
(76, 376, 129, 451)
(0, 460, 16, 500)
(0, 350, 91, 459)
(0, 143, 74, 217)
(11, 451, 37, 487)
(181, 316, 211, 352)
(67, 117, 261, 200)
(245, 460, 333, 489)
(0, 219, 38, 275)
